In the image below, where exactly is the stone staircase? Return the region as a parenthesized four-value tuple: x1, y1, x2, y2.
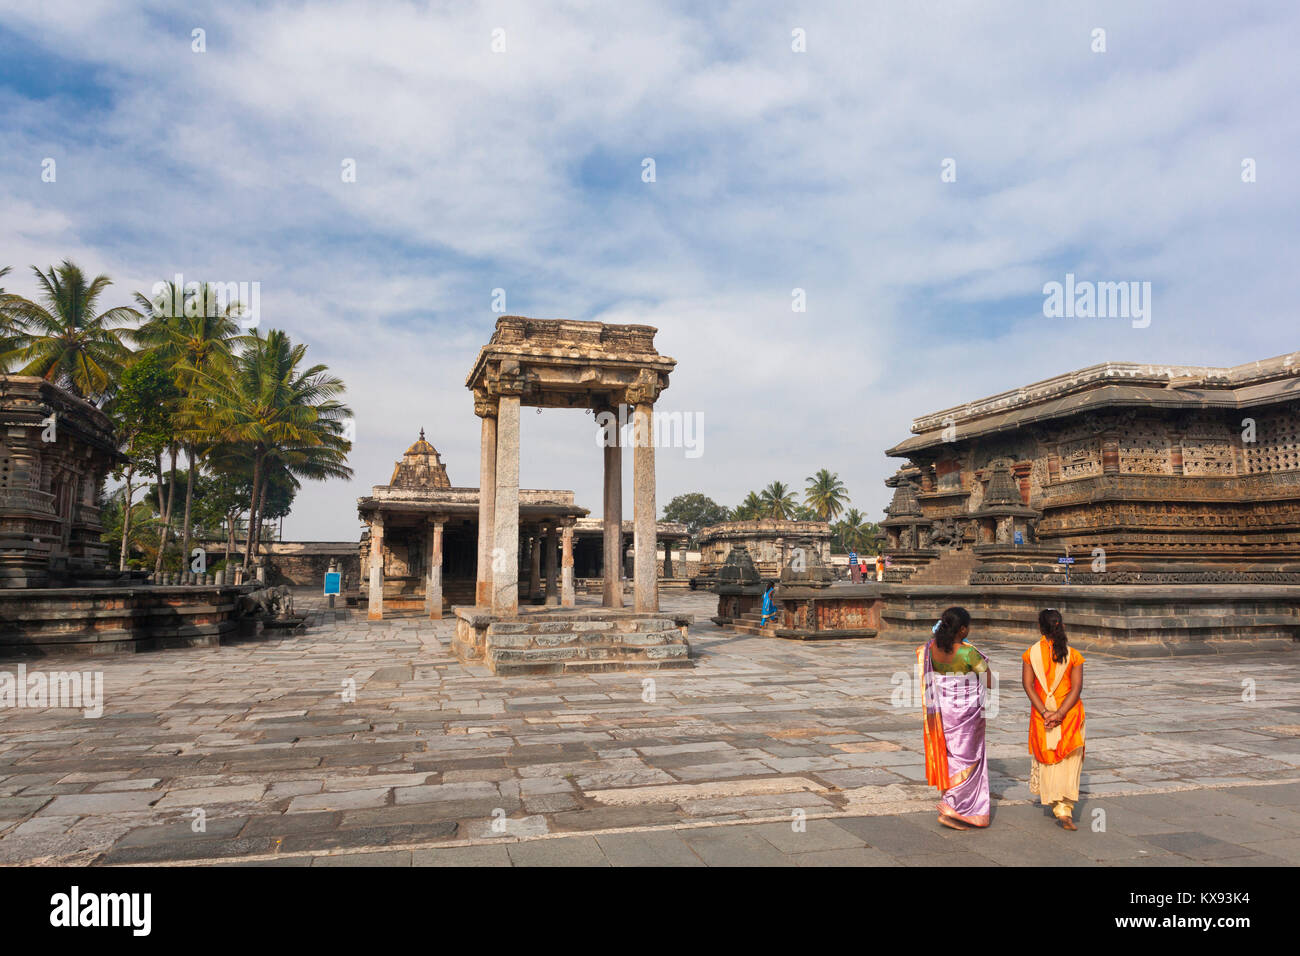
(727, 609, 777, 637)
(906, 549, 978, 586)
(485, 616, 692, 676)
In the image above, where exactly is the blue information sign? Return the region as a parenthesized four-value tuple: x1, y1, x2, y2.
(1057, 557, 1075, 565)
(1014, 531, 1024, 545)
(323, 571, 342, 595)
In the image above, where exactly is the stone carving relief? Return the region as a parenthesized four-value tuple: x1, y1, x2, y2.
(1058, 438, 1101, 480)
(1118, 422, 1173, 475)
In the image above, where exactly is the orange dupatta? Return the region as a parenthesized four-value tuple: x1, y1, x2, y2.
(918, 643, 949, 790)
(1024, 639, 1086, 764)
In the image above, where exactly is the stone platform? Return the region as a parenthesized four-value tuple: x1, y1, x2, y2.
(880, 583, 1300, 655)
(0, 585, 254, 657)
(712, 580, 1300, 655)
(452, 605, 693, 675)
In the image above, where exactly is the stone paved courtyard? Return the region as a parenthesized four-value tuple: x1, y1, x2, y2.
(1, 590, 1297, 866)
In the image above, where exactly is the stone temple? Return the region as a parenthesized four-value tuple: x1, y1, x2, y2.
(712, 352, 1300, 655)
(882, 352, 1300, 586)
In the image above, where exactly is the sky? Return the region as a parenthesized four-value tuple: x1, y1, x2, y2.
(1, 1, 1297, 540)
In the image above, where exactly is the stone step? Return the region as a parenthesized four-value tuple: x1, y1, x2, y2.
(487, 628, 682, 650)
(489, 617, 678, 635)
(494, 657, 694, 676)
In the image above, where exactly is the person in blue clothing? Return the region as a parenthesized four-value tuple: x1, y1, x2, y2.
(760, 581, 778, 625)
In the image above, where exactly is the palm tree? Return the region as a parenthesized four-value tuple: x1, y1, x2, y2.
(133, 281, 241, 573)
(4, 260, 138, 401)
(189, 328, 352, 569)
(732, 491, 765, 521)
(805, 468, 849, 521)
(835, 508, 880, 554)
(760, 481, 798, 519)
(0, 266, 22, 371)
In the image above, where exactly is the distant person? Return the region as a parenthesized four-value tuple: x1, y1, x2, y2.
(1022, 608, 1086, 830)
(875, 554, 885, 582)
(919, 606, 991, 830)
(848, 550, 860, 583)
(759, 581, 777, 625)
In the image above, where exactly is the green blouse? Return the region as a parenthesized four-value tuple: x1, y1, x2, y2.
(930, 642, 989, 674)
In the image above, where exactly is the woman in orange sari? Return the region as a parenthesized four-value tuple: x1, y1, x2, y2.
(1021, 608, 1085, 830)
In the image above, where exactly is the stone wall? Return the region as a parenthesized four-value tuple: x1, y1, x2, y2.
(262, 542, 361, 589)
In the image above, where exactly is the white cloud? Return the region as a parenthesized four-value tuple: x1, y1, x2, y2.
(1, 0, 1296, 539)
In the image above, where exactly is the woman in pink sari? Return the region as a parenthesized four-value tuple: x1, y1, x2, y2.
(918, 606, 992, 830)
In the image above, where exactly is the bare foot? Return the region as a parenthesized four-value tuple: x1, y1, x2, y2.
(939, 814, 971, 831)
(1060, 817, 1077, 831)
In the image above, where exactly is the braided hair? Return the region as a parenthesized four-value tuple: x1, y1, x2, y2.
(932, 606, 971, 654)
(1038, 608, 1068, 663)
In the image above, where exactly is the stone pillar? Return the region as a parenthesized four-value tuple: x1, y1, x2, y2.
(528, 530, 542, 603)
(367, 516, 385, 620)
(425, 518, 444, 619)
(492, 394, 520, 616)
(632, 401, 658, 613)
(601, 407, 623, 608)
(663, 538, 673, 578)
(544, 525, 559, 605)
(561, 522, 575, 607)
(474, 397, 497, 607)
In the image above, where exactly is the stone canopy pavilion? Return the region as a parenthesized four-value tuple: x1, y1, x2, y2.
(455, 317, 691, 674)
(356, 431, 586, 619)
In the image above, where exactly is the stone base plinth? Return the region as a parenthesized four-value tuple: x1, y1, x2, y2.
(453, 606, 693, 675)
(879, 584, 1300, 656)
(0, 586, 254, 657)
(716, 583, 881, 640)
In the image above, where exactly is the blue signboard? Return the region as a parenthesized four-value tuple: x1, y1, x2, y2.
(1057, 557, 1075, 565)
(1014, 531, 1024, 545)
(323, 571, 342, 595)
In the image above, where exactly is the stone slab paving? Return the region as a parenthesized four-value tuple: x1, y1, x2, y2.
(0, 590, 1295, 866)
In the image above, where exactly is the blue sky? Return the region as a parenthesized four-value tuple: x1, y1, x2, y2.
(2, 1, 1297, 539)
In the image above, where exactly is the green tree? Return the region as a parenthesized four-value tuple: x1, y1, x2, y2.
(662, 492, 730, 541)
(4, 260, 138, 401)
(805, 468, 849, 521)
(760, 481, 797, 519)
(132, 281, 241, 573)
(105, 351, 176, 570)
(100, 490, 161, 570)
(731, 491, 765, 521)
(0, 266, 23, 370)
(834, 508, 881, 555)
(188, 329, 352, 569)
